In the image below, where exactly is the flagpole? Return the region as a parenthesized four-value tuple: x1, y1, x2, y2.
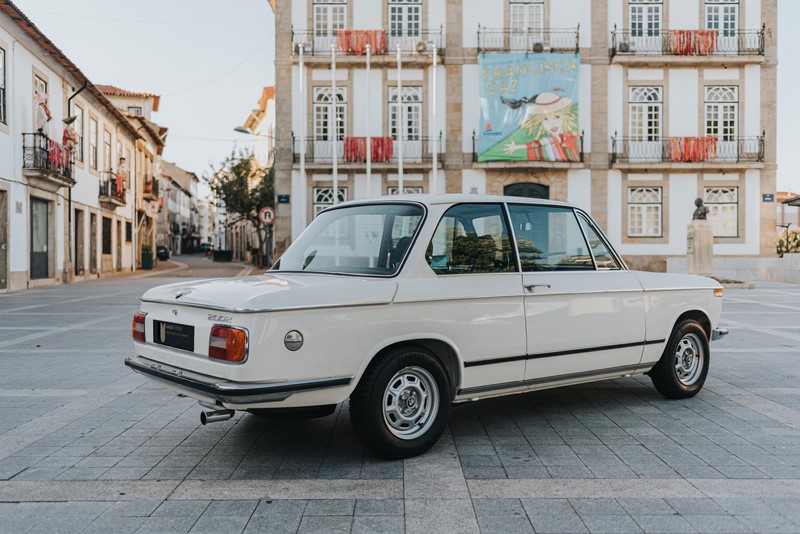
(396, 43, 403, 194)
(299, 44, 306, 226)
(366, 43, 372, 197)
(331, 43, 338, 204)
(431, 44, 438, 194)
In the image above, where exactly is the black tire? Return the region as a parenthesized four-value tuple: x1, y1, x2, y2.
(349, 345, 451, 459)
(650, 319, 710, 399)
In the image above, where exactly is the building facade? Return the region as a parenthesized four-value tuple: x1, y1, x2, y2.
(158, 161, 201, 256)
(0, 1, 144, 291)
(272, 0, 777, 271)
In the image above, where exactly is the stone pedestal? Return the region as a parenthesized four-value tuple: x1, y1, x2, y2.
(687, 220, 714, 276)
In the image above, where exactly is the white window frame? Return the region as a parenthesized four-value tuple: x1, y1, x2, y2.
(313, 87, 347, 141)
(313, 187, 348, 218)
(509, 0, 544, 33)
(34, 75, 48, 135)
(89, 117, 98, 170)
(704, 86, 738, 141)
(388, 186, 423, 195)
(628, 86, 662, 141)
(629, 0, 662, 38)
(74, 104, 84, 162)
(313, 0, 346, 36)
(388, 86, 422, 141)
(706, 0, 738, 36)
(0, 47, 5, 125)
(627, 187, 662, 237)
(704, 187, 738, 237)
(389, 0, 421, 38)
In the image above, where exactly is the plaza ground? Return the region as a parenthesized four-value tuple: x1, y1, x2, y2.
(0, 257, 799, 533)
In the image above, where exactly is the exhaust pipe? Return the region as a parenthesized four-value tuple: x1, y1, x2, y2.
(200, 409, 234, 425)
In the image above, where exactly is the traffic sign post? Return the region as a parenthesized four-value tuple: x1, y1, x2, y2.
(259, 207, 275, 225)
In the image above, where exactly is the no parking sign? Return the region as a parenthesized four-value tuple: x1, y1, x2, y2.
(259, 207, 275, 225)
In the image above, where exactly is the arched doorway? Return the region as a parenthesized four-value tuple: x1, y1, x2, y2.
(504, 183, 550, 199)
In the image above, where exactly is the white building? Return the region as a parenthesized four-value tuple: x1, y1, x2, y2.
(272, 0, 777, 272)
(0, 1, 144, 291)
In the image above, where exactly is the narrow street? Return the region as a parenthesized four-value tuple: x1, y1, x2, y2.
(0, 260, 799, 533)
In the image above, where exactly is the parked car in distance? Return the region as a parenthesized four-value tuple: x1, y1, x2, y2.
(156, 245, 169, 261)
(126, 195, 728, 459)
(200, 242, 212, 253)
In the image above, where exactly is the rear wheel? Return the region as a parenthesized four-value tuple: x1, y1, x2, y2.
(349, 346, 451, 459)
(650, 319, 710, 399)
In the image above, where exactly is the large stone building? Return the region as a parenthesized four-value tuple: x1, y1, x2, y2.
(272, 0, 776, 271)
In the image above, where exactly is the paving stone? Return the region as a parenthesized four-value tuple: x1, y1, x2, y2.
(527, 513, 588, 534)
(189, 515, 249, 534)
(135, 515, 199, 534)
(299, 499, 355, 516)
(151, 500, 210, 518)
(580, 514, 643, 533)
(681, 514, 750, 534)
(354, 499, 404, 516)
(477, 514, 534, 533)
(617, 499, 676, 515)
(351, 515, 404, 534)
(84, 515, 147, 534)
(27, 515, 95, 534)
(296, 515, 352, 533)
(630, 514, 696, 534)
(103, 500, 162, 517)
(664, 498, 726, 515)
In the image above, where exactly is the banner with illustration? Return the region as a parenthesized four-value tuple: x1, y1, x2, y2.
(478, 53, 580, 162)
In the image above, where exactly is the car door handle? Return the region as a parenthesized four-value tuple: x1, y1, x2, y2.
(524, 283, 551, 292)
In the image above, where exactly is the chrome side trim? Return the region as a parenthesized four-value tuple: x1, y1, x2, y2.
(124, 355, 353, 404)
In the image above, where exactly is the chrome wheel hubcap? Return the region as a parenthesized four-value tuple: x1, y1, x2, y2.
(674, 333, 704, 386)
(383, 366, 439, 440)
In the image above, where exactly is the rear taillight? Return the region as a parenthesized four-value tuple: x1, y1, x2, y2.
(208, 325, 248, 363)
(132, 312, 147, 342)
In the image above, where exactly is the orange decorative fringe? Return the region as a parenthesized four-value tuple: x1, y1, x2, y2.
(667, 137, 718, 162)
(668, 30, 719, 55)
(343, 137, 394, 163)
(336, 30, 387, 55)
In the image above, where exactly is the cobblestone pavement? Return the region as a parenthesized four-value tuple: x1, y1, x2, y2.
(0, 261, 799, 533)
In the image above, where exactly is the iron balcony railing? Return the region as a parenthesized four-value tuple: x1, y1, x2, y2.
(610, 135, 765, 164)
(611, 26, 765, 57)
(292, 28, 443, 56)
(22, 132, 73, 181)
(477, 26, 580, 54)
(98, 171, 126, 203)
(472, 130, 584, 163)
(292, 135, 442, 165)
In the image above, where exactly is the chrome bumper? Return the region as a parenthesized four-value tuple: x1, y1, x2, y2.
(711, 327, 729, 341)
(124, 355, 353, 405)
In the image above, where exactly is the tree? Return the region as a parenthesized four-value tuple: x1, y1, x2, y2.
(206, 148, 275, 267)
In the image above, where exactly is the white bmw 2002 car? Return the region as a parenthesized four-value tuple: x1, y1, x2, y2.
(126, 195, 727, 458)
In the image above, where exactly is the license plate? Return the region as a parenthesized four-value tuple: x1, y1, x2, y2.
(153, 320, 195, 352)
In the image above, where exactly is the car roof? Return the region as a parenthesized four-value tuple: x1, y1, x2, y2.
(336, 194, 574, 209)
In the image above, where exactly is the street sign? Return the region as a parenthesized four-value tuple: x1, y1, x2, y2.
(278, 194, 290, 204)
(259, 206, 275, 225)
(762, 194, 775, 203)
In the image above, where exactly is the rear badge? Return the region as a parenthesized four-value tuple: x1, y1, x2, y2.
(159, 322, 167, 343)
(208, 314, 233, 323)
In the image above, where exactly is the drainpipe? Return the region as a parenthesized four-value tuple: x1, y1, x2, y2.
(66, 80, 88, 277)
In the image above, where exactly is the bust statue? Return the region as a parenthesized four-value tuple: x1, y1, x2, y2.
(692, 198, 709, 220)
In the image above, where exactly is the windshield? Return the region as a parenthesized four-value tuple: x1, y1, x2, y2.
(273, 203, 425, 276)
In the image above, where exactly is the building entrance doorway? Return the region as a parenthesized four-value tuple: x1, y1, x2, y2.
(504, 183, 550, 199)
(74, 209, 85, 275)
(30, 198, 49, 279)
(0, 191, 7, 289)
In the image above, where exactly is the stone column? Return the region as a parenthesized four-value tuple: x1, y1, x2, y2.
(273, 0, 294, 257)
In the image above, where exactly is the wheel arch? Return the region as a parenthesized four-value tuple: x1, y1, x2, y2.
(674, 309, 712, 340)
(357, 337, 462, 399)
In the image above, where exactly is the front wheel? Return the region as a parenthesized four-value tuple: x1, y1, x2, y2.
(650, 319, 710, 399)
(349, 346, 451, 459)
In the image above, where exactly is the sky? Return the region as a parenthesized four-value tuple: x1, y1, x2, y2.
(11, 0, 798, 194)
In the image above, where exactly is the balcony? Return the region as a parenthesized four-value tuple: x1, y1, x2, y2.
(477, 26, 580, 54)
(143, 175, 159, 200)
(291, 28, 443, 64)
(610, 135, 764, 169)
(610, 26, 765, 66)
(98, 171, 127, 209)
(472, 130, 585, 168)
(22, 132, 75, 192)
(292, 136, 442, 168)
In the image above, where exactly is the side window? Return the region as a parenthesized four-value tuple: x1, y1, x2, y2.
(427, 204, 515, 275)
(577, 213, 622, 270)
(508, 205, 593, 271)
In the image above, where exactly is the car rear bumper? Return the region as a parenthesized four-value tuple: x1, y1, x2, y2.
(124, 355, 353, 405)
